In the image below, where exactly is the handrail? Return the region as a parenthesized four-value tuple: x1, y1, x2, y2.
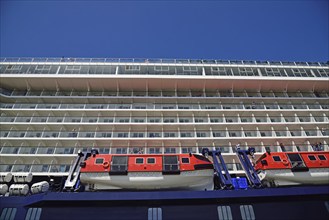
(0, 57, 328, 67)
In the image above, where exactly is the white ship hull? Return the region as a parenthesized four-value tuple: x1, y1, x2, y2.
(80, 169, 214, 191)
(258, 168, 329, 186)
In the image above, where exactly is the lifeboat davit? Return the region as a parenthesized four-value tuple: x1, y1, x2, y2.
(254, 151, 329, 187)
(79, 153, 214, 191)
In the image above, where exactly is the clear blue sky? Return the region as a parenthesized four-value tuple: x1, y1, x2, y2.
(1, 0, 328, 62)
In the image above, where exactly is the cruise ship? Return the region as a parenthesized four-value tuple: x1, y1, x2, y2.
(0, 57, 329, 220)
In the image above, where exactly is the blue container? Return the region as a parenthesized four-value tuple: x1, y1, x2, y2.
(237, 177, 248, 189)
(231, 177, 248, 189)
(231, 178, 239, 189)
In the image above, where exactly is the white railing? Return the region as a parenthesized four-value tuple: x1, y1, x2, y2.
(1, 57, 328, 67)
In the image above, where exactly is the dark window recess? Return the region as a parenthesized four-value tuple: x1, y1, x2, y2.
(95, 158, 104, 164)
(147, 158, 155, 164)
(110, 156, 128, 175)
(163, 156, 180, 174)
(194, 154, 211, 162)
(308, 155, 316, 161)
(287, 153, 308, 172)
(273, 156, 281, 162)
(194, 164, 214, 170)
(318, 155, 327, 161)
(182, 158, 190, 164)
(136, 158, 144, 164)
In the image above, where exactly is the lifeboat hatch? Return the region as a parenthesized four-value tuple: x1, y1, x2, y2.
(162, 156, 180, 175)
(109, 156, 128, 175)
(287, 153, 309, 172)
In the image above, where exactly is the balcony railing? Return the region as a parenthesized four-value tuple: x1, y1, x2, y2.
(1, 62, 328, 77)
(2, 88, 328, 99)
(1, 128, 327, 139)
(1, 102, 328, 111)
(1, 57, 328, 67)
(1, 115, 327, 124)
(0, 164, 71, 173)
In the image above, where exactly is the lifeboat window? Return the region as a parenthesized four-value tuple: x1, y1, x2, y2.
(318, 155, 327, 161)
(147, 158, 155, 164)
(308, 155, 316, 161)
(182, 158, 190, 164)
(136, 158, 144, 164)
(95, 158, 104, 164)
(272, 156, 281, 162)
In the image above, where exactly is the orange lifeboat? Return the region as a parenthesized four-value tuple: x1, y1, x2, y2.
(79, 153, 214, 191)
(254, 151, 329, 187)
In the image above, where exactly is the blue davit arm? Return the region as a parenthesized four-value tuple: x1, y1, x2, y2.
(236, 148, 262, 188)
(202, 148, 233, 189)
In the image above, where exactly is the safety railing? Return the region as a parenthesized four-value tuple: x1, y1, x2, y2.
(1, 57, 328, 66)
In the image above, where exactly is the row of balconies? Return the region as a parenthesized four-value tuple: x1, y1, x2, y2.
(1, 143, 325, 155)
(1, 146, 76, 154)
(1, 88, 328, 98)
(1, 114, 328, 124)
(2, 142, 328, 173)
(1, 142, 327, 156)
(1, 127, 327, 139)
(1, 57, 327, 66)
(1, 64, 328, 78)
(1, 102, 328, 110)
(0, 164, 71, 173)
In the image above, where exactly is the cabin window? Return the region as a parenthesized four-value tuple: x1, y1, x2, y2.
(99, 148, 110, 154)
(318, 155, 327, 161)
(149, 118, 160, 123)
(164, 148, 176, 154)
(6, 65, 22, 70)
(114, 148, 127, 154)
(154, 66, 169, 71)
(149, 148, 161, 154)
(182, 158, 190, 164)
(136, 158, 144, 164)
(308, 155, 316, 161)
(125, 65, 140, 71)
(183, 66, 198, 72)
(273, 156, 281, 162)
(147, 158, 155, 164)
(95, 158, 104, 164)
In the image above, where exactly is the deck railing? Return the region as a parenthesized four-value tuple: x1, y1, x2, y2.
(1, 57, 328, 67)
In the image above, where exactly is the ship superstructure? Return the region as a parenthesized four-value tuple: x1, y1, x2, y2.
(0, 58, 328, 180)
